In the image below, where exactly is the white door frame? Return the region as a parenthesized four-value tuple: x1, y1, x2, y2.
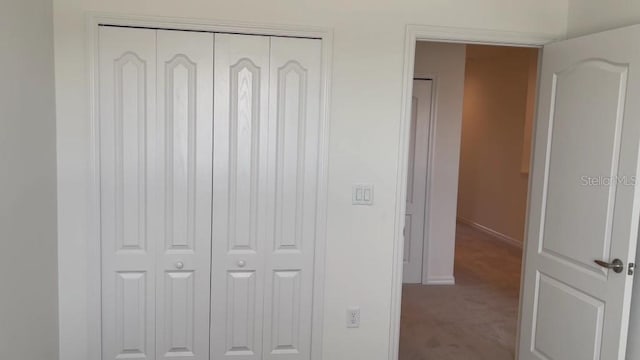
(85, 13, 333, 360)
(388, 24, 561, 360)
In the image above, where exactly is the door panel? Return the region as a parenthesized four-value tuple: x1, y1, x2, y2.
(116, 271, 149, 357)
(269, 270, 303, 353)
(100, 26, 157, 360)
(403, 80, 432, 284)
(262, 36, 322, 360)
(163, 271, 197, 356)
(211, 34, 322, 360)
(226, 270, 258, 354)
(227, 57, 262, 253)
(155, 29, 214, 360)
(541, 60, 627, 275)
(211, 33, 270, 360)
(532, 274, 604, 360)
(100, 27, 213, 360)
(519, 25, 640, 360)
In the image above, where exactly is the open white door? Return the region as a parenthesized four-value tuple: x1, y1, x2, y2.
(519, 25, 640, 360)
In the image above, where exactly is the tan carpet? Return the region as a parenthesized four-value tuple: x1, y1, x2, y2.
(399, 223, 523, 360)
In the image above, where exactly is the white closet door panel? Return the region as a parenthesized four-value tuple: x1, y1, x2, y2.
(99, 26, 157, 360)
(211, 33, 270, 360)
(155, 29, 214, 360)
(262, 36, 322, 360)
(403, 80, 432, 284)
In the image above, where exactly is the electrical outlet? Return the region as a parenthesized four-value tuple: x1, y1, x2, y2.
(347, 307, 360, 328)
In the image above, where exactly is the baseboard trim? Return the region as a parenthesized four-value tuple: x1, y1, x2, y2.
(457, 217, 523, 248)
(423, 276, 455, 285)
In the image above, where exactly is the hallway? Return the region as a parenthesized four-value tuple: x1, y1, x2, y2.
(399, 222, 523, 360)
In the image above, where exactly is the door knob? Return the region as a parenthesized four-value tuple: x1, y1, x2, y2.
(237, 260, 246, 268)
(175, 261, 184, 270)
(594, 258, 624, 273)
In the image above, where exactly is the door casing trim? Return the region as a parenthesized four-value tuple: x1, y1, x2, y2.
(85, 13, 333, 360)
(388, 24, 559, 360)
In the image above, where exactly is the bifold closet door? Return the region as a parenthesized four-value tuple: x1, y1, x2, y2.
(100, 26, 158, 360)
(100, 25, 322, 360)
(261, 37, 321, 360)
(155, 29, 213, 360)
(210, 33, 322, 360)
(211, 33, 270, 360)
(99, 26, 213, 360)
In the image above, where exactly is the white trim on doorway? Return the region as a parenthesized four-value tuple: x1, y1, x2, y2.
(388, 24, 560, 360)
(84, 13, 333, 360)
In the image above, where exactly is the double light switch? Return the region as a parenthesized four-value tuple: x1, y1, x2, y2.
(352, 184, 374, 205)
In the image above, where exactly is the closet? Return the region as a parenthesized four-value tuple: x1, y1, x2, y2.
(98, 26, 322, 360)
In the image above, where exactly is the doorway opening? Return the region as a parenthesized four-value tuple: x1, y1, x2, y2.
(399, 41, 539, 359)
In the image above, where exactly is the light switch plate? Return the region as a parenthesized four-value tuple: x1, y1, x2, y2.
(352, 184, 374, 205)
(347, 307, 361, 328)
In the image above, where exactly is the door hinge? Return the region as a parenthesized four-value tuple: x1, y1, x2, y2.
(629, 262, 635, 276)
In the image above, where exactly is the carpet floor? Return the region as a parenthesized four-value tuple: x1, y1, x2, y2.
(399, 222, 523, 360)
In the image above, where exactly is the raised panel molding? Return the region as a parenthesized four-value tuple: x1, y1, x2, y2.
(114, 52, 148, 253)
(269, 271, 302, 354)
(163, 271, 195, 357)
(116, 272, 148, 358)
(532, 272, 604, 359)
(228, 58, 261, 253)
(164, 54, 197, 253)
(226, 271, 258, 355)
(539, 59, 629, 276)
(274, 61, 308, 253)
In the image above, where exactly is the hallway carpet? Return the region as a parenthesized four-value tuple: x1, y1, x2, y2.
(399, 222, 523, 360)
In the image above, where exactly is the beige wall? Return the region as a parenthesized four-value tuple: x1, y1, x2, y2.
(0, 0, 59, 359)
(457, 45, 538, 243)
(413, 42, 467, 283)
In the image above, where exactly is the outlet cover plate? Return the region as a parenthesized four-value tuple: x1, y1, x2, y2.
(347, 307, 361, 328)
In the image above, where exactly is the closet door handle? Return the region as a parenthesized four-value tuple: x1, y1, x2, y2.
(237, 260, 246, 268)
(175, 261, 184, 270)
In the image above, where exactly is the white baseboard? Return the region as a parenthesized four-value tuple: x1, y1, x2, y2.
(423, 276, 455, 285)
(457, 217, 523, 248)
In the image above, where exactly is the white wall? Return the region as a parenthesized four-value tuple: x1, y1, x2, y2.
(413, 42, 466, 284)
(0, 0, 59, 359)
(53, 1, 568, 359)
(566, 4, 640, 357)
(567, 0, 640, 37)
